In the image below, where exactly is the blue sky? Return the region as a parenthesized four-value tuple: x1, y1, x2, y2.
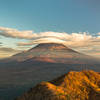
(0, 0, 100, 33)
(0, 0, 100, 58)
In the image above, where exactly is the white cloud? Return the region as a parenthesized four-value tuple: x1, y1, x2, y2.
(0, 26, 100, 57)
(0, 27, 93, 42)
(0, 27, 38, 39)
(0, 27, 100, 48)
(17, 37, 66, 46)
(17, 31, 100, 48)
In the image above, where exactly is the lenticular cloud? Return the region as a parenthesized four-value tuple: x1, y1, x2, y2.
(0, 26, 100, 48)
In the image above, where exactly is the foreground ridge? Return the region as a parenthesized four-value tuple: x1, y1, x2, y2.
(15, 70, 100, 100)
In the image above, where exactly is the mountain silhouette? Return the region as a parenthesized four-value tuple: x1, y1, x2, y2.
(1, 43, 99, 64)
(15, 70, 100, 100)
(10, 43, 79, 62)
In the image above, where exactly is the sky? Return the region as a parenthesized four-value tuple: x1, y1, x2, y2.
(0, 0, 100, 58)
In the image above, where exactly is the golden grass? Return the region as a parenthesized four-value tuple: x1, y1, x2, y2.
(16, 70, 100, 100)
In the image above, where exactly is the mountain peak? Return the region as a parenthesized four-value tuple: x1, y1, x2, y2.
(8, 42, 99, 64)
(32, 43, 69, 50)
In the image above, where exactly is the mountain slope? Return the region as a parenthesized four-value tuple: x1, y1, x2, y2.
(9, 43, 80, 62)
(1, 43, 100, 64)
(15, 70, 100, 100)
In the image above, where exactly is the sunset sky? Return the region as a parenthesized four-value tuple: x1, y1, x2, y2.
(0, 0, 100, 58)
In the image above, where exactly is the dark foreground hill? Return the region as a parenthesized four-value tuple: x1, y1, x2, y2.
(15, 70, 100, 100)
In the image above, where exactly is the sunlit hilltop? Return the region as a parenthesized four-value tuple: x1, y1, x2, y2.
(16, 70, 100, 100)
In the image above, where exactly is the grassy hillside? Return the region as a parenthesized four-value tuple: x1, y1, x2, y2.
(15, 70, 100, 100)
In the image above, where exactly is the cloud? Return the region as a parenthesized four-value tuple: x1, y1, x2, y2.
(0, 47, 22, 58)
(17, 37, 67, 46)
(0, 47, 21, 53)
(0, 27, 100, 49)
(0, 27, 37, 39)
(17, 31, 100, 48)
(0, 42, 2, 45)
(0, 26, 100, 57)
(0, 27, 74, 40)
(0, 27, 94, 42)
(0, 42, 2, 46)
